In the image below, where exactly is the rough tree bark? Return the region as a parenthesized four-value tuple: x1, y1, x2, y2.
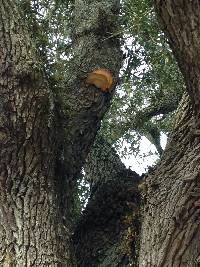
(0, 0, 122, 266)
(139, 93, 200, 267)
(74, 136, 140, 267)
(138, 2, 200, 266)
(3, 0, 200, 266)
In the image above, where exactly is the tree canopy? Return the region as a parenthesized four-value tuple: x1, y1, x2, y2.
(101, 0, 184, 157)
(19, 0, 184, 159)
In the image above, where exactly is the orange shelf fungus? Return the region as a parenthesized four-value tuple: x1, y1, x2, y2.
(86, 69, 113, 92)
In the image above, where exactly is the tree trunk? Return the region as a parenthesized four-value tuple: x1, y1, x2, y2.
(139, 93, 200, 267)
(0, 1, 75, 265)
(138, 1, 200, 265)
(0, 0, 122, 266)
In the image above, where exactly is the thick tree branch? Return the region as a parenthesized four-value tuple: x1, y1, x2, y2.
(0, 0, 122, 264)
(139, 92, 200, 266)
(0, 1, 75, 265)
(154, 1, 200, 119)
(61, 0, 122, 176)
(137, 100, 178, 122)
(74, 136, 141, 266)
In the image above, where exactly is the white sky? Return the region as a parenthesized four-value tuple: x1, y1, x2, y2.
(121, 133, 167, 174)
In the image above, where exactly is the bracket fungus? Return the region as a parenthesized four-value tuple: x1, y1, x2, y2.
(86, 69, 113, 92)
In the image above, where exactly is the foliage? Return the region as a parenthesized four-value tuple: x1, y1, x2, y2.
(19, 0, 74, 88)
(71, 171, 90, 225)
(100, 0, 184, 156)
(19, 0, 184, 157)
